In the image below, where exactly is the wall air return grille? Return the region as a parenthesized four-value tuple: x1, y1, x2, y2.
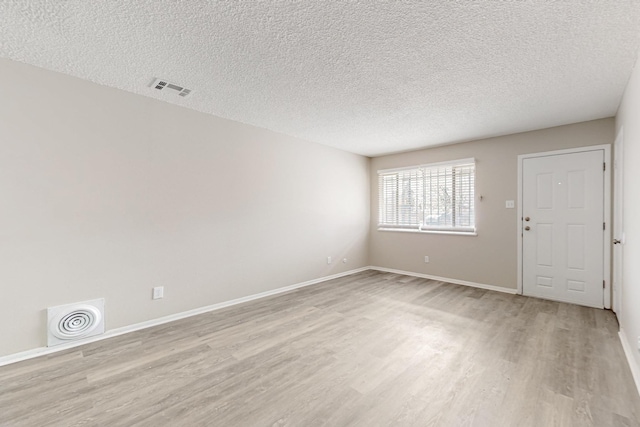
(47, 298, 105, 347)
(151, 78, 192, 97)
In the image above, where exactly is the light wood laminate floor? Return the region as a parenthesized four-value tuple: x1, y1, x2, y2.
(1, 270, 639, 426)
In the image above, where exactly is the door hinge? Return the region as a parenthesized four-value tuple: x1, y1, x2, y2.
(603, 280, 605, 289)
(603, 222, 606, 230)
(603, 162, 606, 172)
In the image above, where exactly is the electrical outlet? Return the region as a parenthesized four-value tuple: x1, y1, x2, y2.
(343, 258, 347, 263)
(327, 256, 332, 264)
(424, 256, 429, 263)
(152, 286, 164, 300)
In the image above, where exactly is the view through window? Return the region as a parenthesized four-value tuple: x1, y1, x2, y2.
(378, 159, 475, 233)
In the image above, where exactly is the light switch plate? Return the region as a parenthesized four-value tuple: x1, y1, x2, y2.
(152, 286, 164, 300)
(506, 200, 515, 209)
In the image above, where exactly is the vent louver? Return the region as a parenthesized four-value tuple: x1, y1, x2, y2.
(151, 78, 192, 97)
(47, 299, 105, 347)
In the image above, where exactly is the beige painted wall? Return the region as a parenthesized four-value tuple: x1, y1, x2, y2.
(370, 118, 614, 289)
(0, 59, 370, 357)
(616, 51, 640, 376)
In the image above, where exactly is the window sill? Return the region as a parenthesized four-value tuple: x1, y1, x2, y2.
(377, 228, 477, 236)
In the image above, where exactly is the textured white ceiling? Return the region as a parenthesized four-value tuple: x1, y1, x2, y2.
(1, 1, 640, 156)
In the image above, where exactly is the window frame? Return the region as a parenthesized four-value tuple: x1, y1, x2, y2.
(377, 158, 477, 235)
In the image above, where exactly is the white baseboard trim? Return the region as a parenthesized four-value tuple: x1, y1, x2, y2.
(369, 266, 518, 295)
(619, 329, 640, 397)
(0, 267, 370, 368)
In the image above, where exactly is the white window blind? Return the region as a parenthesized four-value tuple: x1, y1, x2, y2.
(378, 159, 475, 232)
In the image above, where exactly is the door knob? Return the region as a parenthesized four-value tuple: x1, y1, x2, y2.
(525, 217, 530, 221)
(613, 239, 621, 244)
(525, 226, 530, 231)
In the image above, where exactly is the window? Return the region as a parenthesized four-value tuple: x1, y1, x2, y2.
(378, 158, 475, 233)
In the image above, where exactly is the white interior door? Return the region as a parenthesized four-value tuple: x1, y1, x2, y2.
(613, 130, 624, 314)
(522, 150, 604, 308)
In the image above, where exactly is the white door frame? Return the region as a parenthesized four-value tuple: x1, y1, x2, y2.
(613, 128, 624, 313)
(517, 144, 611, 308)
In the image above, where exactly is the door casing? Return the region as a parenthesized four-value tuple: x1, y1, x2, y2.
(613, 129, 624, 314)
(517, 145, 611, 309)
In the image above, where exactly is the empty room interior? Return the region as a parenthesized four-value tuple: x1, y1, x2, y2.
(2, 1, 640, 426)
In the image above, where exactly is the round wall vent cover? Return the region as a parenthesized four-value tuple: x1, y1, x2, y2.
(50, 305, 101, 340)
(47, 299, 105, 347)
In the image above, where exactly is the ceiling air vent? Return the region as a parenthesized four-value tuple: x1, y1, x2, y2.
(150, 78, 192, 97)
